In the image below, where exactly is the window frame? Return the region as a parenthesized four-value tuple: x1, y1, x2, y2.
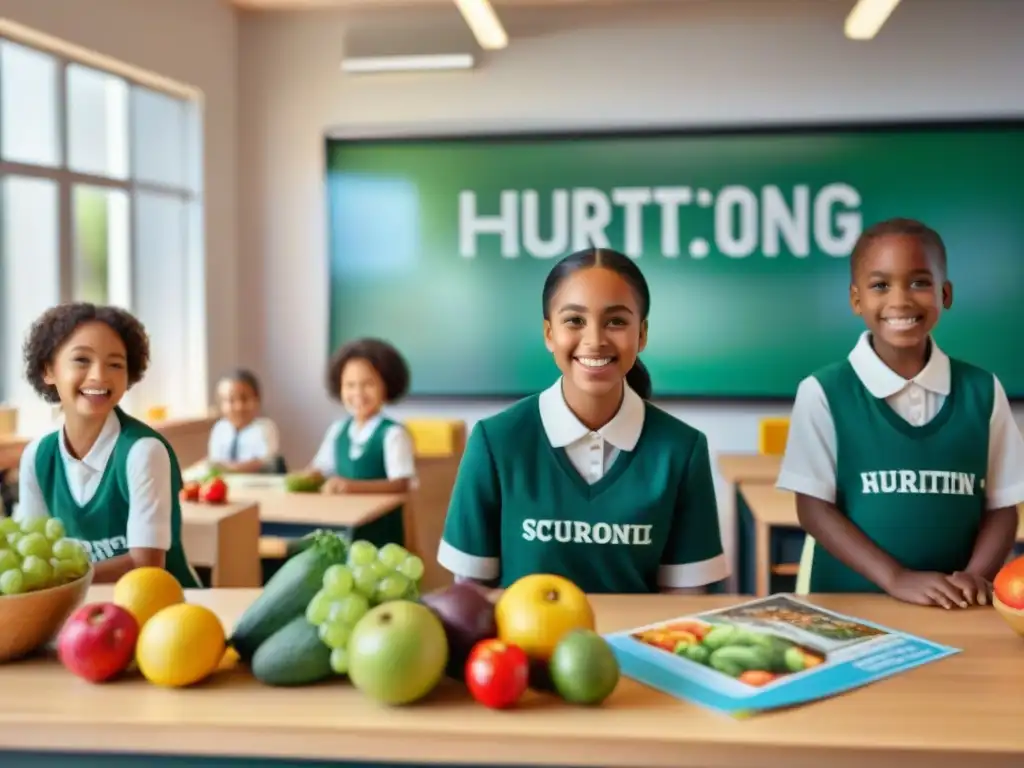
(0, 28, 206, 419)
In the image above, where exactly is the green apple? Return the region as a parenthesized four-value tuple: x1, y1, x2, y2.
(549, 629, 620, 706)
(347, 600, 449, 705)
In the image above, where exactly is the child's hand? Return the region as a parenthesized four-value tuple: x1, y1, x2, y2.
(320, 477, 348, 495)
(886, 569, 971, 609)
(946, 571, 991, 606)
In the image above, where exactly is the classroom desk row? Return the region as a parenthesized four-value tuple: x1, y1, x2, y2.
(181, 477, 407, 588)
(718, 453, 1024, 596)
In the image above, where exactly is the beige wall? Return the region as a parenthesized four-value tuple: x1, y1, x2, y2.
(1, 0, 240, 394)
(236, 0, 1024, 563)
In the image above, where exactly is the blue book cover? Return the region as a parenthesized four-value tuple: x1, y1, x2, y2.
(603, 594, 960, 717)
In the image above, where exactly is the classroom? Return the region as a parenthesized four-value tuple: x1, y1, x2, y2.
(0, 0, 1023, 765)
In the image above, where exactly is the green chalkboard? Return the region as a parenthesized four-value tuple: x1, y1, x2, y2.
(325, 122, 1024, 399)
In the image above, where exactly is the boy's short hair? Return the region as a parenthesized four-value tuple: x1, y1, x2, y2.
(850, 217, 948, 281)
(220, 368, 262, 399)
(23, 302, 151, 404)
(326, 338, 410, 403)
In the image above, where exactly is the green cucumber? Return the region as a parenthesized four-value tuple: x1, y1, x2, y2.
(284, 472, 325, 493)
(251, 616, 334, 686)
(230, 530, 347, 662)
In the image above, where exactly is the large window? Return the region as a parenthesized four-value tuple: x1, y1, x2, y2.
(0, 34, 206, 433)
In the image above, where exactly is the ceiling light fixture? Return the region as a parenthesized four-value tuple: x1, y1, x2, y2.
(844, 0, 902, 40)
(340, 54, 475, 74)
(453, 0, 509, 51)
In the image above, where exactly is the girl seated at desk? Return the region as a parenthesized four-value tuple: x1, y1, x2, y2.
(305, 338, 417, 495)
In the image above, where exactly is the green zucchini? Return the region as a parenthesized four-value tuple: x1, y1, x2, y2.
(251, 615, 334, 686)
(230, 530, 347, 662)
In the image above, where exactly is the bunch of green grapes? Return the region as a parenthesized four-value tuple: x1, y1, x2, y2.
(304, 540, 426, 675)
(0, 516, 91, 596)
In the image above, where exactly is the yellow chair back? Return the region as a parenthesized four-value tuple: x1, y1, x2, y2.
(758, 417, 790, 456)
(404, 419, 465, 459)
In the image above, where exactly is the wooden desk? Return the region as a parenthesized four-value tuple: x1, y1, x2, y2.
(180, 501, 262, 588)
(3, 587, 1024, 767)
(230, 487, 407, 553)
(718, 453, 782, 485)
(0, 435, 28, 473)
(739, 483, 1024, 597)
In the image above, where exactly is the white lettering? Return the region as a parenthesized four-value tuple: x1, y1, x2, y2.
(521, 190, 569, 259)
(652, 186, 692, 258)
(814, 183, 862, 256)
(520, 519, 657, 545)
(611, 188, 652, 258)
(571, 188, 612, 251)
(762, 185, 810, 257)
(859, 470, 978, 496)
(459, 190, 518, 258)
(522, 519, 536, 541)
(714, 185, 759, 258)
(457, 184, 863, 260)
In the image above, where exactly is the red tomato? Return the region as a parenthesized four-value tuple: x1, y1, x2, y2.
(465, 639, 529, 709)
(199, 477, 228, 504)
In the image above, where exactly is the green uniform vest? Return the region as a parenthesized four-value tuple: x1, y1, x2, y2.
(441, 395, 723, 593)
(34, 408, 200, 588)
(333, 417, 396, 479)
(804, 358, 992, 593)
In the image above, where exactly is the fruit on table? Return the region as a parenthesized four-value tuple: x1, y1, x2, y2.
(56, 602, 140, 683)
(251, 615, 334, 686)
(179, 481, 201, 503)
(230, 530, 348, 662)
(495, 574, 595, 661)
(136, 603, 226, 687)
(347, 600, 448, 705)
(284, 472, 325, 494)
(113, 567, 184, 628)
(0, 515, 90, 595)
(304, 540, 427, 679)
(994, 555, 1024, 609)
(421, 582, 497, 681)
(465, 639, 529, 709)
(549, 629, 620, 706)
(199, 477, 228, 504)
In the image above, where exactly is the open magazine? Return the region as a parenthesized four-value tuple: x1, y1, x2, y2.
(603, 594, 959, 717)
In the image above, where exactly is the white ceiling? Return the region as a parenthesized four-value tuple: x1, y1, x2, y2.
(229, 0, 695, 8)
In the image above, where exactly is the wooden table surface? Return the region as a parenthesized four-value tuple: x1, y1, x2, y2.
(718, 453, 782, 484)
(740, 483, 1024, 536)
(1, 587, 1023, 767)
(230, 487, 406, 527)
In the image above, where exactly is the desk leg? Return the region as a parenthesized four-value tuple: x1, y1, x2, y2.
(754, 520, 770, 598)
(212, 505, 262, 588)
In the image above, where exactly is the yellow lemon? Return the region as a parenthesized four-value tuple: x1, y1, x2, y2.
(113, 567, 185, 628)
(136, 603, 226, 688)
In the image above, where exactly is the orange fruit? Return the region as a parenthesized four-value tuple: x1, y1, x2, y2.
(113, 567, 185, 628)
(136, 603, 226, 687)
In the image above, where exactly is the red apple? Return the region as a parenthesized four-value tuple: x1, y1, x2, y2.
(57, 602, 140, 683)
(200, 477, 228, 504)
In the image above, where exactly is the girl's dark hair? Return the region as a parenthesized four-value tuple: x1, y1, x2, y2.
(220, 368, 261, 399)
(327, 338, 411, 402)
(23, 302, 150, 404)
(542, 247, 653, 399)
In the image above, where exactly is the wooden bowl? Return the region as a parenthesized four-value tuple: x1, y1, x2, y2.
(0, 567, 94, 663)
(992, 594, 1024, 638)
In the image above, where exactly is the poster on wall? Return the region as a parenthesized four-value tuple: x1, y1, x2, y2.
(325, 122, 1024, 398)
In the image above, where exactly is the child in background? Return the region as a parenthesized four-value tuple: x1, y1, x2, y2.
(777, 218, 1024, 608)
(307, 338, 417, 494)
(16, 302, 199, 587)
(437, 248, 729, 595)
(207, 369, 283, 474)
